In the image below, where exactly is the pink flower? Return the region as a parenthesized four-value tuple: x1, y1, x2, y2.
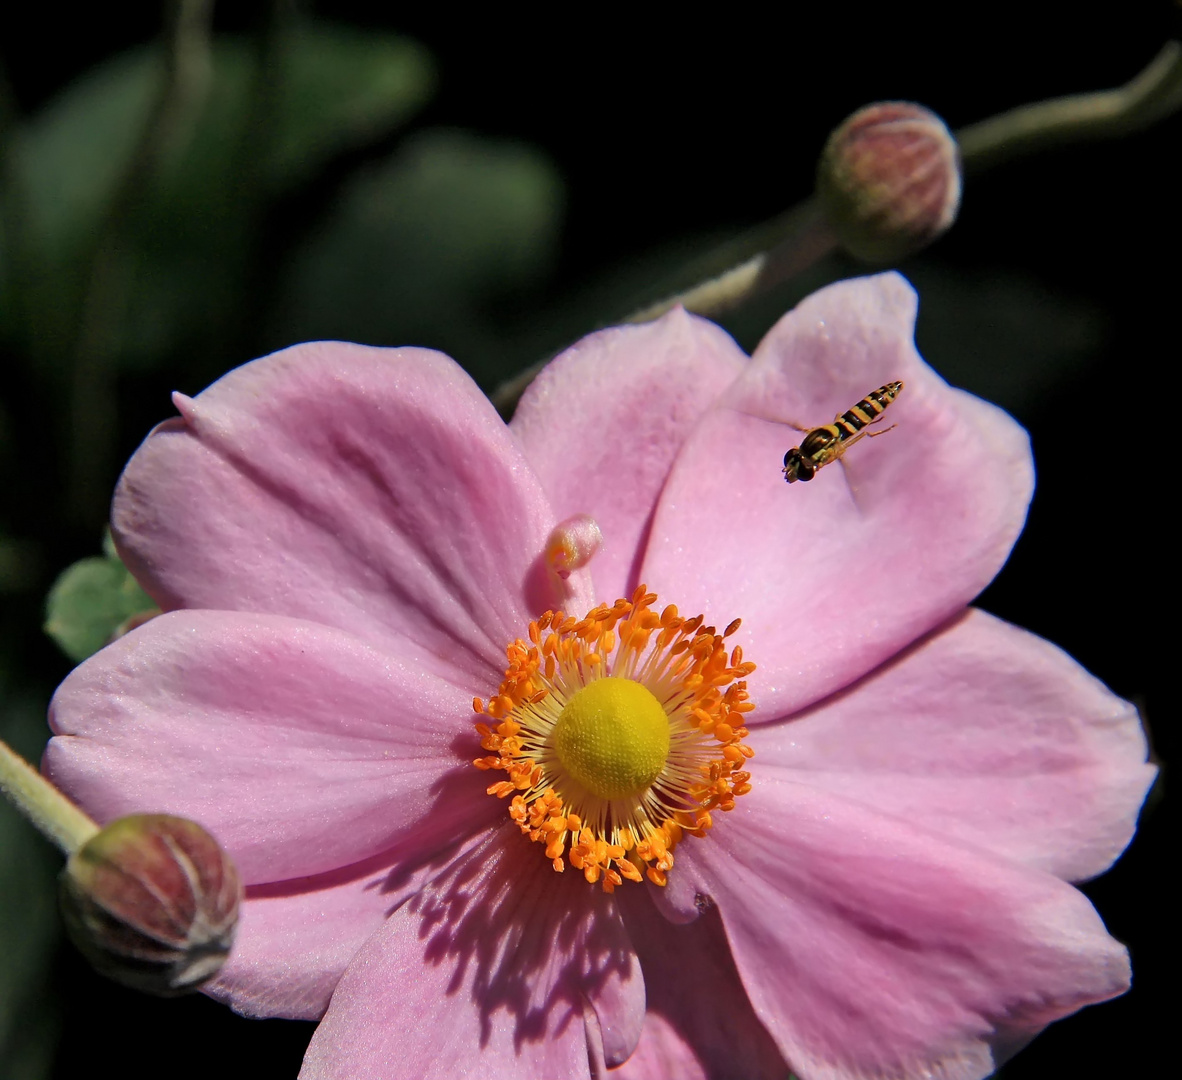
(45, 274, 1153, 1080)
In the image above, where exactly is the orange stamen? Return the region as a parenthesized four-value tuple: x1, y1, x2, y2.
(471, 586, 757, 892)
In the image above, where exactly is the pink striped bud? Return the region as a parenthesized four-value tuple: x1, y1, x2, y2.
(59, 814, 242, 995)
(817, 101, 961, 263)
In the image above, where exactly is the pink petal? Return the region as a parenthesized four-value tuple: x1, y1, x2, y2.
(511, 309, 747, 605)
(658, 778, 1131, 1080)
(612, 887, 788, 1080)
(608, 1014, 707, 1080)
(300, 828, 643, 1080)
(45, 610, 498, 884)
(210, 832, 491, 1020)
(642, 273, 1034, 717)
(758, 608, 1154, 882)
(112, 342, 592, 684)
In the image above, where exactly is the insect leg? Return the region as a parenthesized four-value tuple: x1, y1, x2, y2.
(831, 428, 871, 458)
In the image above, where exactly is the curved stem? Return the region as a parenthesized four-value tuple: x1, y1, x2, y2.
(958, 41, 1182, 174)
(493, 41, 1182, 415)
(625, 202, 835, 325)
(0, 738, 99, 855)
(492, 206, 836, 414)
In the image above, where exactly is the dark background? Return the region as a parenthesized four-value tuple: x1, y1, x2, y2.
(0, 2, 1173, 1077)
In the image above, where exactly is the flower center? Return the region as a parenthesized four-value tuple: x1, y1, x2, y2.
(473, 585, 756, 892)
(552, 678, 670, 800)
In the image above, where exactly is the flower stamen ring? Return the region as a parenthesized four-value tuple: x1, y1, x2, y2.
(473, 585, 756, 892)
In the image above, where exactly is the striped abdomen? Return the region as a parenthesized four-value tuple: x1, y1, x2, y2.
(833, 381, 903, 440)
(782, 381, 903, 482)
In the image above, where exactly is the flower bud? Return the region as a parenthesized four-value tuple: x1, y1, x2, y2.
(816, 101, 961, 264)
(59, 813, 242, 995)
(545, 514, 604, 580)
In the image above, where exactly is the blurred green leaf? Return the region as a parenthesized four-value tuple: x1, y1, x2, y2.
(12, 52, 156, 266)
(0, 49, 155, 361)
(269, 128, 564, 385)
(0, 693, 61, 1080)
(0, 537, 43, 595)
(3, 21, 434, 374)
(267, 25, 435, 184)
(906, 263, 1106, 417)
(43, 541, 157, 662)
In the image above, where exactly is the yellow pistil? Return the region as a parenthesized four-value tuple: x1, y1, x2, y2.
(473, 585, 756, 892)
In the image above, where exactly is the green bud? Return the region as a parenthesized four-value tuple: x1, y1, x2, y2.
(817, 101, 961, 264)
(59, 814, 242, 996)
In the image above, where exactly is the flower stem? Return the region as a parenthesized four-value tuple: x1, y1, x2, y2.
(623, 40, 1182, 324)
(625, 201, 836, 325)
(0, 738, 99, 855)
(489, 202, 835, 416)
(957, 41, 1182, 174)
(489, 41, 1182, 417)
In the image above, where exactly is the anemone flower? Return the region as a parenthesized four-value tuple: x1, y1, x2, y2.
(45, 273, 1154, 1080)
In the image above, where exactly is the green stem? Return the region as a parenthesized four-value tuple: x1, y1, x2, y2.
(489, 40, 1182, 416)
(625, 201, 835, 325)
(957, 41, 1182, 174)
(0, 738, 99, 855)
(491, 204, 835, 414)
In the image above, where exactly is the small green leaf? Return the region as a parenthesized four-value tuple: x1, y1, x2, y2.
(44, 547, 157, 662)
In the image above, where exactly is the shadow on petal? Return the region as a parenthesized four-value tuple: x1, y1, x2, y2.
(405, 827, 638, 1053)
(302, 827, 643, 1079)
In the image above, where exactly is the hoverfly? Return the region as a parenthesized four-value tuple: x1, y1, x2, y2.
(782, 381, 903, 483)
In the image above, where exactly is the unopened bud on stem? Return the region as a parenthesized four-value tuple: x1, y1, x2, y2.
(60, 813, 242, 995)
(817, 101, 961, 263)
